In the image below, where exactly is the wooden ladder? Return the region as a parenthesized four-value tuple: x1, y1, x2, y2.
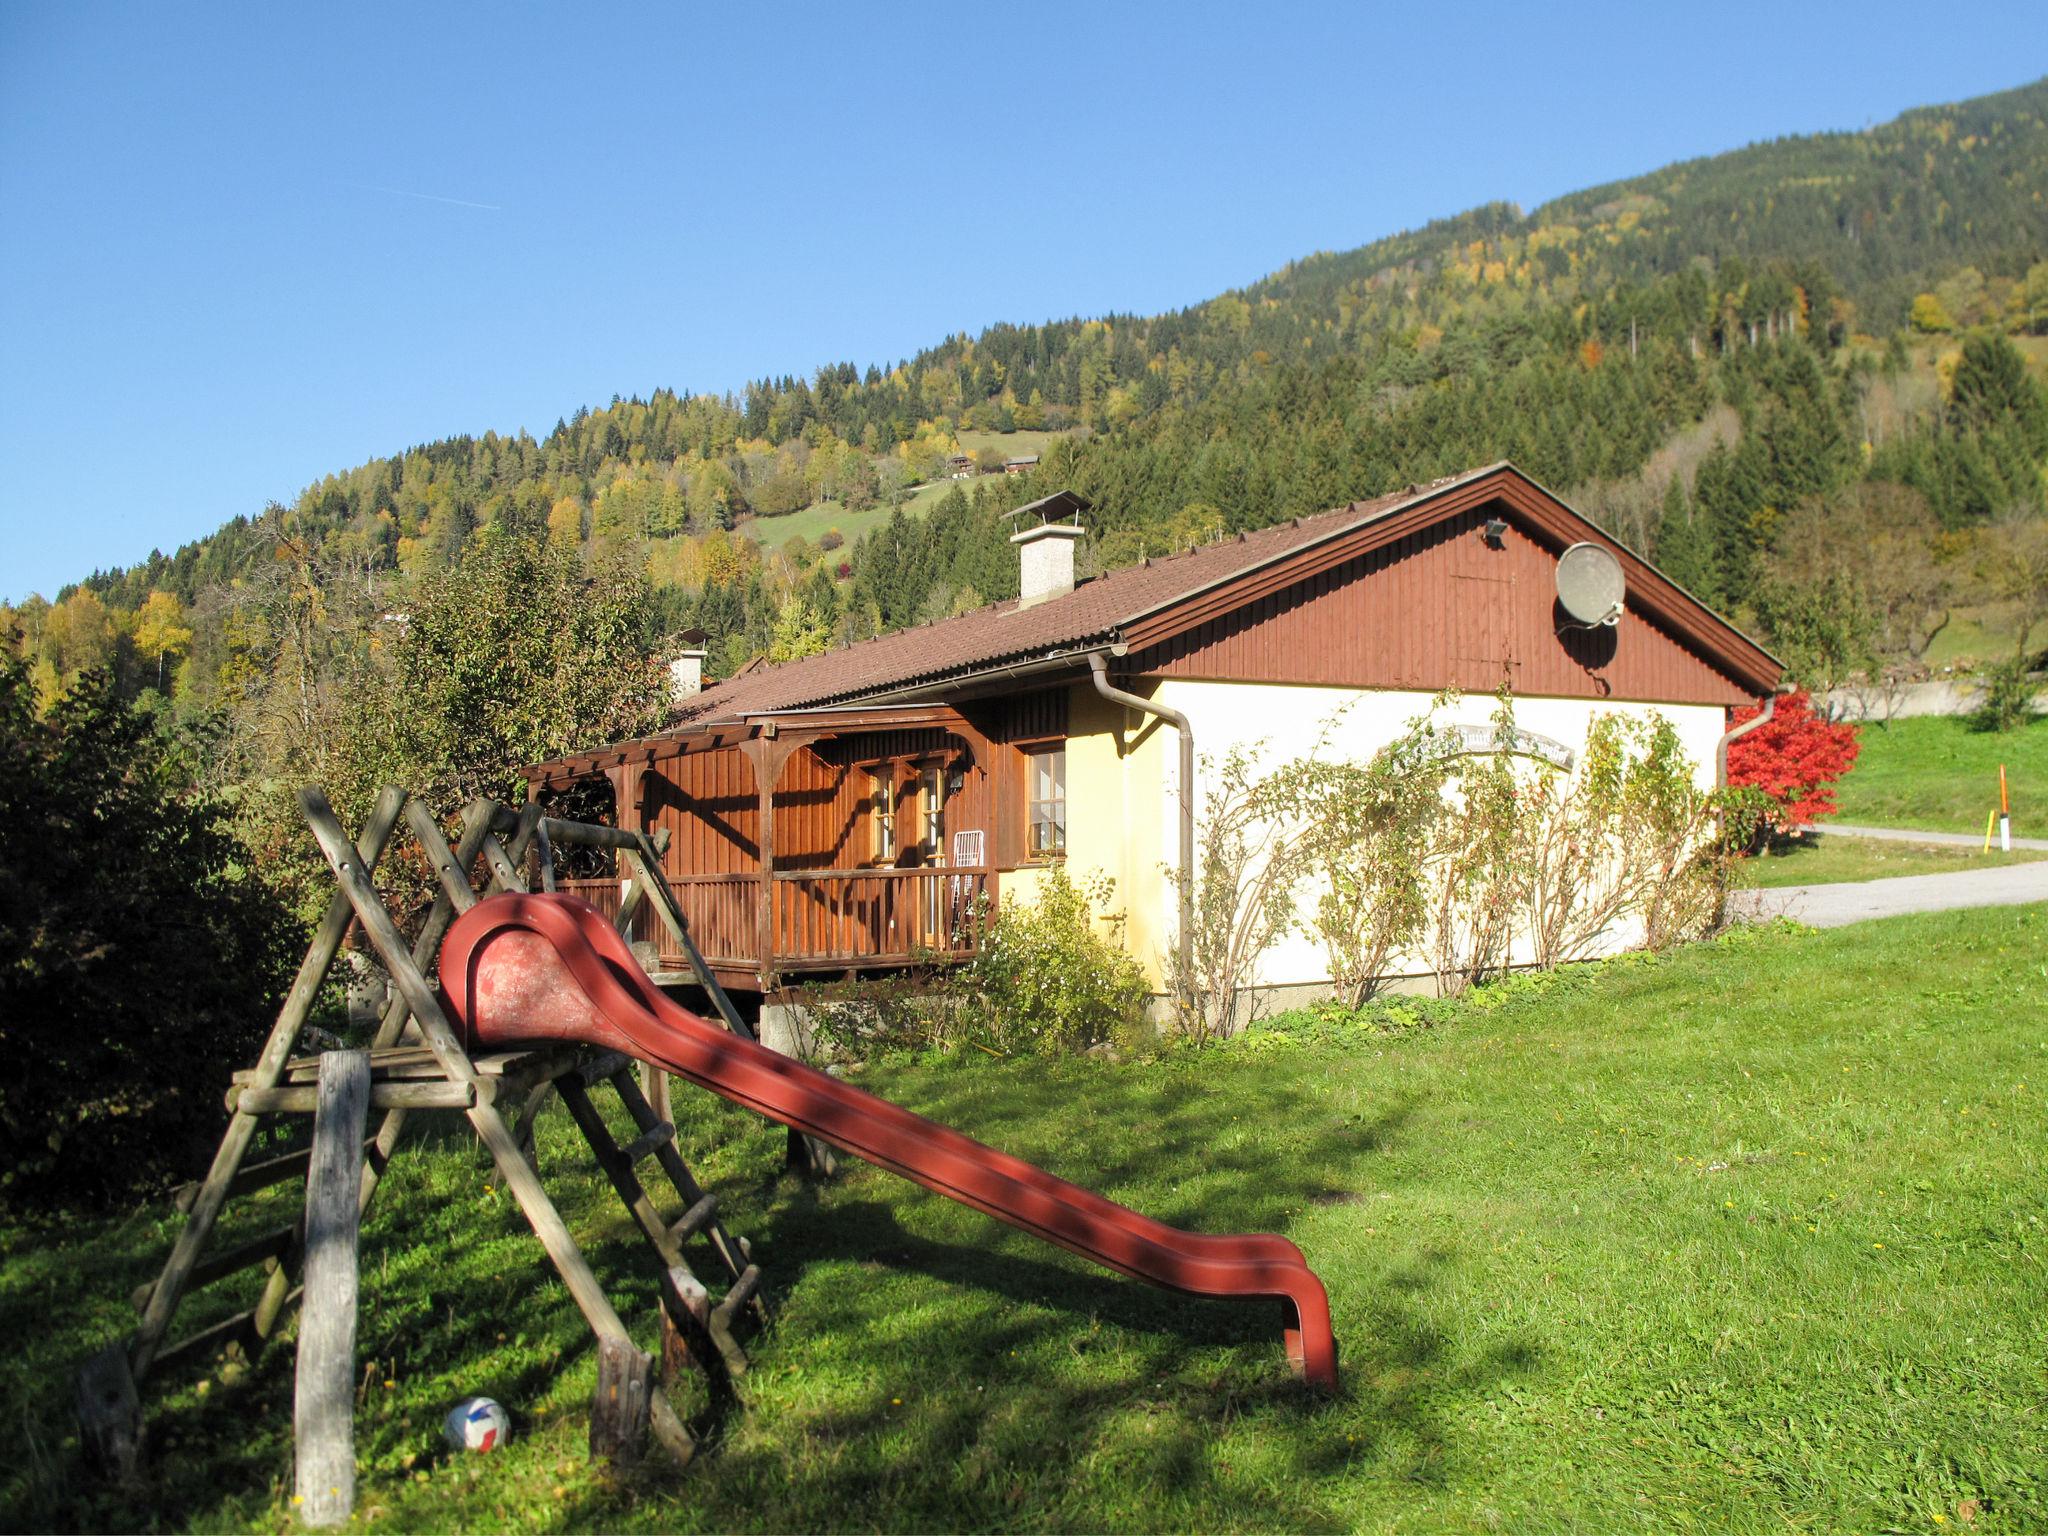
(76, 786, 768, 1490)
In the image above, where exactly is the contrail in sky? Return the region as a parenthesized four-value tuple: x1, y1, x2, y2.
(352, 183, 502, 212)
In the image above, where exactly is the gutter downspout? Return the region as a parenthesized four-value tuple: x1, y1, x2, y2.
(1088, 651, 1195, 987)
(1715, 686, 1784, 788)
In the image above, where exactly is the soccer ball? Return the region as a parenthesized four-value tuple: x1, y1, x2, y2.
(443, 1396, 511, 1453)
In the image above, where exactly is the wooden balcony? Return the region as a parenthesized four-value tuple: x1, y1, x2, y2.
(560, 867, 995, 988)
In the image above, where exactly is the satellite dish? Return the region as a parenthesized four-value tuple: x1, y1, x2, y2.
(1556, 542, 1625, 627)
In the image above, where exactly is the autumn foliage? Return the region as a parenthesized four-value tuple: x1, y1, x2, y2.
(1725, 689, 1860, 832)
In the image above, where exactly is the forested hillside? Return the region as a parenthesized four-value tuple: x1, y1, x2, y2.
(6, 75, 2048, 910)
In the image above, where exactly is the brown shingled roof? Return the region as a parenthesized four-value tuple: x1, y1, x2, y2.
(666, 471, 1487, 730)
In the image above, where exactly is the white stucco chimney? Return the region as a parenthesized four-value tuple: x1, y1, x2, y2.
(1011, 521, 1084, 609)
(667, 644, 708, 701)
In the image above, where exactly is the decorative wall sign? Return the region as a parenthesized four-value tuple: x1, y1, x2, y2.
(1443, 722, 1576, 771)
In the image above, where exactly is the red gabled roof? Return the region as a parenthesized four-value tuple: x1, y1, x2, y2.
(548, 463, 1778, 774)
(665, 476, 1452, 726)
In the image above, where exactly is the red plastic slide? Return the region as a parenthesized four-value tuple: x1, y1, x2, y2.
(438, 892, 1338, 1389)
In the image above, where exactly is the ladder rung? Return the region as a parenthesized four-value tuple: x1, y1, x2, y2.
(149, 1284, 299, 1373)
(710, 1264, 762, 1329)
(620, 1121, 674, 1166)
(171, 1133, 383, 1214)
(576, 1051, 631, 1087)
(132, 1225, 295, 1312)
(668, 1192, 719, 1245)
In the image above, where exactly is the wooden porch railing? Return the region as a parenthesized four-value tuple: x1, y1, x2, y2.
(773, 867, 993, 972)
(559, 867, 995, 978)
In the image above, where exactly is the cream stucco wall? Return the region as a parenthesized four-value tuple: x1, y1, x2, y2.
(1039, 679, 1728, 994)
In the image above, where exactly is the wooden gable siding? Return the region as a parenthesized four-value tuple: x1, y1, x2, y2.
(640, 743, 763, 874)
(1129, 505, 1755, 707)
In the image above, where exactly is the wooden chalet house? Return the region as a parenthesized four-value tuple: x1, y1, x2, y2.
(523, 464, 1781, 1003)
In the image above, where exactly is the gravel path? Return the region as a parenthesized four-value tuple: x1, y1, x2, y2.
(1729, 861, 2048, 928)
(1821, 822, 2048, 852)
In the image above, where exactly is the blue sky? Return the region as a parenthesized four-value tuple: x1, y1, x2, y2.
(2, 1, 2044, 601)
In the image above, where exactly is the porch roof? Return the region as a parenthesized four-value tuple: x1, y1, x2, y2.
(525, 702, 982, 787)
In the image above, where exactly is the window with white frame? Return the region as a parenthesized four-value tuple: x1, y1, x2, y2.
(869, 770, 894, 861)
(919, 766, 946, 863)
(1027, 746, 1065, 859)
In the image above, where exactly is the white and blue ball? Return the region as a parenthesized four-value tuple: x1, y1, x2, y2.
(443, 1396, 511, 1453)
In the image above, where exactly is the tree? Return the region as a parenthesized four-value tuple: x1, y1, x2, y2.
(39, 588, 119, 686)
(1652, 476, 1719, 601)
(547, 495, 587, 548)
(1909, 292, 1953, 333)
(1948, 331, 2048, 460)
(132, 589, 194, 691)
(381, 538, 666, 807)
(1969, 518, 2048, 666)
(1725, 689, 1860, 834)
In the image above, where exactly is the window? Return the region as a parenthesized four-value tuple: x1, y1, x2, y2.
(1027, 746, 1065, 859)
(919, 767, 946, 864)
(869, 771, 894, 861)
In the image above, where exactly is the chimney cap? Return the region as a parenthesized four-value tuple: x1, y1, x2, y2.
(1009, 520, 1084, 547)
(1004, 488, 1091, 529)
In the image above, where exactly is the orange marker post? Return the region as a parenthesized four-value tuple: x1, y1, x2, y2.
(1999, 763, 2011, 853)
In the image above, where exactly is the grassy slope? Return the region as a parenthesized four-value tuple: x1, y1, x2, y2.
(1747, 835, 2046, 887)
(7, 906, 2045, 1533)
(734, 479, 949, 549)
(739, 430, 1073, 549)
(1834, 716, 2048, 835)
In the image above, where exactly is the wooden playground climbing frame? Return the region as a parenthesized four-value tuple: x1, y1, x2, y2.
(77, 784, 775, 1493)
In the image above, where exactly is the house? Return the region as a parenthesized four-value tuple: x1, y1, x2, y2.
(522, 463, 1780, 1006)
(1002, 454, 1040, 475)
(947, 453, 975, 480)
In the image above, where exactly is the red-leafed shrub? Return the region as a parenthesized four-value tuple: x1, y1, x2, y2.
(1725, 689, 1860, 833)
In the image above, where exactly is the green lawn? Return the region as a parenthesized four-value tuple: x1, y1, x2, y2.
(1747, 833, 2047, 887)
(1833, 714, 2048, 836)
(7, 906, 2046, 1532)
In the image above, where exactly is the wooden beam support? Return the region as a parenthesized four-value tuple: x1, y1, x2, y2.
(129, 786, 406, 1382)
(299, 789, 643, 1366)
(590, 1337, 653, 1463)
(294, 1051, 370, 1528)
(231, 1080, 482, 1114)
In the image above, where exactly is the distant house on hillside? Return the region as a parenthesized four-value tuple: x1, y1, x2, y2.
(946, 453, 974, 480)
(1002, 453, 1040, 475)
(523, 464, 1780, 1011)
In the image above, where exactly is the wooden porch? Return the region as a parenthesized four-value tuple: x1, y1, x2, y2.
(560, 866, 995, 987)
(526, 695, 1065, 992)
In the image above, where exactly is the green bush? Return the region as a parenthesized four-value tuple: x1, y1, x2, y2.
(955, 869, 1150, 1054)
(0, 653, 297, 1212)
(1971, 656, 2041, 733)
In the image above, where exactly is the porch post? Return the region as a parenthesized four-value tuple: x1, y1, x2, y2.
(615, 757, 646, 834)
(738, 735, 798, 984)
